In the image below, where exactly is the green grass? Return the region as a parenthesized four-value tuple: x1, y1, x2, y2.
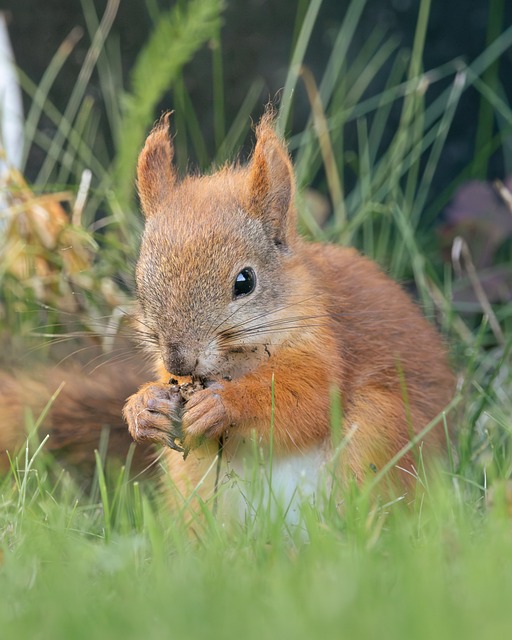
(1, 449, 512, 639)
(2, 0, 512, 637)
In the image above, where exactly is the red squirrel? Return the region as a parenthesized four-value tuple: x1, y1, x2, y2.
(121, 111, 455, 513)
(0, 111, 454, 516)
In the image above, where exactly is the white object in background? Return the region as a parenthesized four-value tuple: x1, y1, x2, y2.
(0, 12, 24, 178)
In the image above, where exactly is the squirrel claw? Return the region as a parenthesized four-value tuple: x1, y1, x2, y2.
(165, 433, 185, 454)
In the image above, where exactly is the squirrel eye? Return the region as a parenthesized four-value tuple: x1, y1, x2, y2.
(233, 268, 256, 298)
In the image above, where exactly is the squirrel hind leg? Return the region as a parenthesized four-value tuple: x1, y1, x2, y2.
(338, 386, 445, 493)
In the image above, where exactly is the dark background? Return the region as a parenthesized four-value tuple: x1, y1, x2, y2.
(3, 0, 512, 195)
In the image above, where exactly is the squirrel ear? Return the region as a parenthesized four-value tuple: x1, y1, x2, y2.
(246, 113, 296, 247)
(137, 112, 176, 218)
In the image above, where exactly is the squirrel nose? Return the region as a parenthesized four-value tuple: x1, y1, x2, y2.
(164, 343, 196, 377)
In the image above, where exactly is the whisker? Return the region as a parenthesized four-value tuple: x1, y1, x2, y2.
(226, 293, 323, 333)
(86, 351, 142, 374)
(204, 294, 257, 342)
(27, 300, 137, 321)
(220, 323, 330, 343)
(78, 344, 138, 367)
(31, 330, 127, 339)
(220, 312, 330, 339)
(218, 306, 445, 346)
(204, 292, 324, 350)
(24, 337, 105, 357)
(51, 345, 120, 368)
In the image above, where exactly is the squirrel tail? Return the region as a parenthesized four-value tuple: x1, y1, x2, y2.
(0, 362, 154, 480)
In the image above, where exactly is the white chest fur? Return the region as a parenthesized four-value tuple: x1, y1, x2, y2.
(217, 438, 329, 528)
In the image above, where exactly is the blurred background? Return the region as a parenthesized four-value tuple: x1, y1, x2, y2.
(3, 0, 512, 189)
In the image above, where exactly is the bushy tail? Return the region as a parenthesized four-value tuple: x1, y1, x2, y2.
(0, 362, 154, 478)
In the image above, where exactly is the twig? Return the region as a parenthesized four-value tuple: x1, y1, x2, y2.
(72, 168, 92, 227)
(452, 235, 505, 345)
(300, 66, 346, 226)
(494, 179, 512, 215)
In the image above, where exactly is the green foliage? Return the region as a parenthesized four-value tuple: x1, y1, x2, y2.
(1, 435, 512, 639)
(115, 0, 224, 208)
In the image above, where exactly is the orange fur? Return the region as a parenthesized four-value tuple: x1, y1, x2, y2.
(123, 112, 456, 510)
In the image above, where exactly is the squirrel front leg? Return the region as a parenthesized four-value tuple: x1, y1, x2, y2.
(123, 382, 184, 451)
(183, 348, 336, 453)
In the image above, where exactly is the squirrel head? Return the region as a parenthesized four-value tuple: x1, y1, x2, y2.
(134, 111, 311, 379)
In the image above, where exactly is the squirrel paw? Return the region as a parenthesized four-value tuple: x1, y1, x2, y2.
(123, 383, 184, 451)
(182, 383, 231, 446)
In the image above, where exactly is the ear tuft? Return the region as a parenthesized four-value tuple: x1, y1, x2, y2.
(247, 110, 296, 247)
(137, 112, 176, 218)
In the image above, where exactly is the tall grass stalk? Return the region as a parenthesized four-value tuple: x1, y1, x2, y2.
(114, 0, 223, 209)
(37, 0, 120, 186)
